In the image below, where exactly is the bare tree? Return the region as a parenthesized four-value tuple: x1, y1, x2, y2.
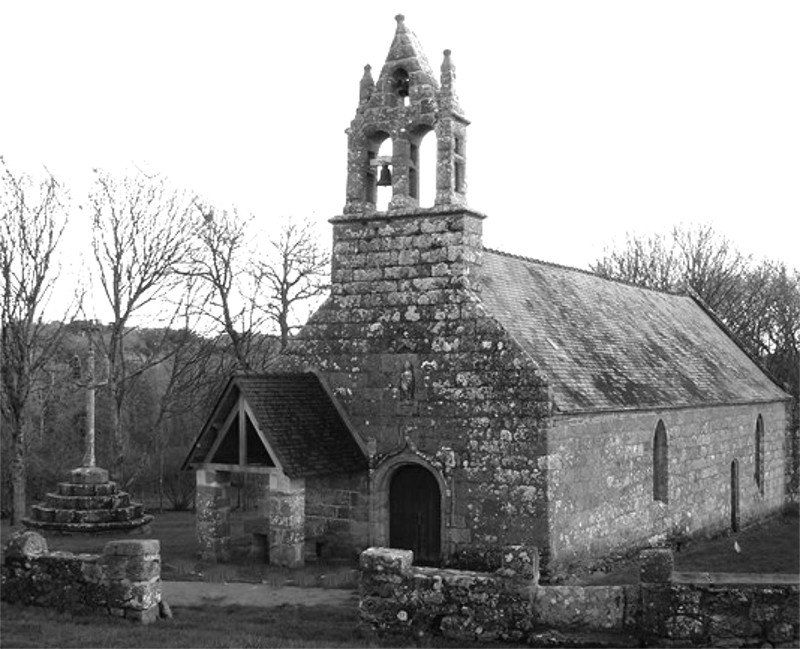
(186, 204, 276, 371)
(256, 217, 329, 350)
(0, 159, 75, 524)
(593, 223, 751, 312)
(88, 168, 194, 482)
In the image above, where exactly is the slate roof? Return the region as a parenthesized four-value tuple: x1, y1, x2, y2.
(183, 373, 368, 478)
(477, 249, 789, 413)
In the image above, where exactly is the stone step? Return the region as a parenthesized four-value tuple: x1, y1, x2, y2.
(31, 503, 144, 524)
(45, 492, 131, 510)
(57, 481, 118, 497)
(23, 513, 154, 533)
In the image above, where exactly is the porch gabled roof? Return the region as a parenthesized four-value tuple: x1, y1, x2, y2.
(182, 372, 368, 478)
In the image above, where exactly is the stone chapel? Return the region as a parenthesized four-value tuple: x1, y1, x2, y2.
(183, 15, 792, 578)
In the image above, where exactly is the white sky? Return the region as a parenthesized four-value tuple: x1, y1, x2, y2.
(2, 1, 798, 274)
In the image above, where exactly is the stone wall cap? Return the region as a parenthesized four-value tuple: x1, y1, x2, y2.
(672, 571, 800, 586)
(3, 530, 48, 560)
(103, 539, 161, 556)
(331, 205, 487, 224)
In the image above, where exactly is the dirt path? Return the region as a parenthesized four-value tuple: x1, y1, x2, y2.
(162, 581, 357, 608)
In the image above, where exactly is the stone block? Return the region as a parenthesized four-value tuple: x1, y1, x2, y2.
(360, 547, 414, 575)
(498, 545, 539, 582)
(70, 467, 109, 484)
(639, 548, 673, 583)
(4, 530, 48, 560)
(125, 556, 161, 581)
(767, 622, 797, 644)
(125, 605, 159, 624)
(54, 509, 75, 524)
(103, 539, 160, 557)
(270, 541, 304, 568)
(31, 505, 55, 522)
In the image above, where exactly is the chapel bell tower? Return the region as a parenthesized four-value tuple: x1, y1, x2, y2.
(343, 15, 469, 214)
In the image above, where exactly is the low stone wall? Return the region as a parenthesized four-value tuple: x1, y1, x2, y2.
(1, 531, 168, 623)
(640, 548, 799, 647)
(359, 545, 539, 642)
(359, 546, 799, 646)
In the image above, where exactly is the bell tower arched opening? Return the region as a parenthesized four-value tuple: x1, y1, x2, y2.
(374, 135, 393, 211)
(410, 126, 436, 208)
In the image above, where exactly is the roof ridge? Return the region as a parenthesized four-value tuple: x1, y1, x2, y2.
(482, 246, 688, 298)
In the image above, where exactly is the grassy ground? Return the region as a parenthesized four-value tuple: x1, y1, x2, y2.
(0, 602, 528, 648)
(582, 504, 799, 585)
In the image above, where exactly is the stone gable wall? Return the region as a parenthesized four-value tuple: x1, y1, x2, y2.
(1, 531, 167, 623)
(548, 401, 789, 577)
(272, 209, 551, 563)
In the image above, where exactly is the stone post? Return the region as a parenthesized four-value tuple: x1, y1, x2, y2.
(639, 547, 674, 584)
(196, 469, 232, 562)
(639, 547, 674, 639)
(268, 472, 305, 567)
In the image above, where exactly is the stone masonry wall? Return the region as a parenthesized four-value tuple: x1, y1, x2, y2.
(272, 208, 552, 563)
(359, 545, 539, 643)
(1, 531, 166, 623)
(305, 471, 369, 561)
(360, 546, 799, 646)
(547, 401, 788, 578)
(639, 548, 799, 647)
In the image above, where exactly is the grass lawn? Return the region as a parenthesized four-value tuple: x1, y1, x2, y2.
(0, 601, 529, 648)
(582, 504, 799, 585)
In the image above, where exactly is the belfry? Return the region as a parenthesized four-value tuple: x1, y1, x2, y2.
(344, 14, 468, 214)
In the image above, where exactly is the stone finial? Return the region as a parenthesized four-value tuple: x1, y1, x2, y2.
(359, 64, 375, 105)
(441, 49, 456, 91)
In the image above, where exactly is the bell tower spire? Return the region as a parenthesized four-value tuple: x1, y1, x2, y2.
(343, 15, 470, 215)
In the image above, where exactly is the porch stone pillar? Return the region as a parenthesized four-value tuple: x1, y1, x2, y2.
(196, 469, 232, 562)
(268, 472, 305, 567)
(243, 474, 271, 563)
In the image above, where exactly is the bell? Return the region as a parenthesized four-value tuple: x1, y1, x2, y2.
(376, 163, 392, 187)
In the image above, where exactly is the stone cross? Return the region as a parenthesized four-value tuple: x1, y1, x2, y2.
(73, 324, 107, 469)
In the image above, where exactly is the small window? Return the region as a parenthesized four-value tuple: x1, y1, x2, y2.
(653, 420, 668, 503)
(391, 68, 410, 101)
(755, 415, 765, 495)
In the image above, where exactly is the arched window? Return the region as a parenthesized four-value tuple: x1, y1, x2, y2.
(390, 68, 410, 107)
(653, 420, 668, 503)
(755, 414, 765, 495)
(731, 459, 740, 531)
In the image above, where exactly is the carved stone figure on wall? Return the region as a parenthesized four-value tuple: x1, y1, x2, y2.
(399, 360, 415, 400)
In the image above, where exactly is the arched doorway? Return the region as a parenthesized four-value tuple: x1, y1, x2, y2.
(389, 465, 441, 565)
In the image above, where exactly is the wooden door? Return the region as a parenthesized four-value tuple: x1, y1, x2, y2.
(389, 465, 441, 565)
